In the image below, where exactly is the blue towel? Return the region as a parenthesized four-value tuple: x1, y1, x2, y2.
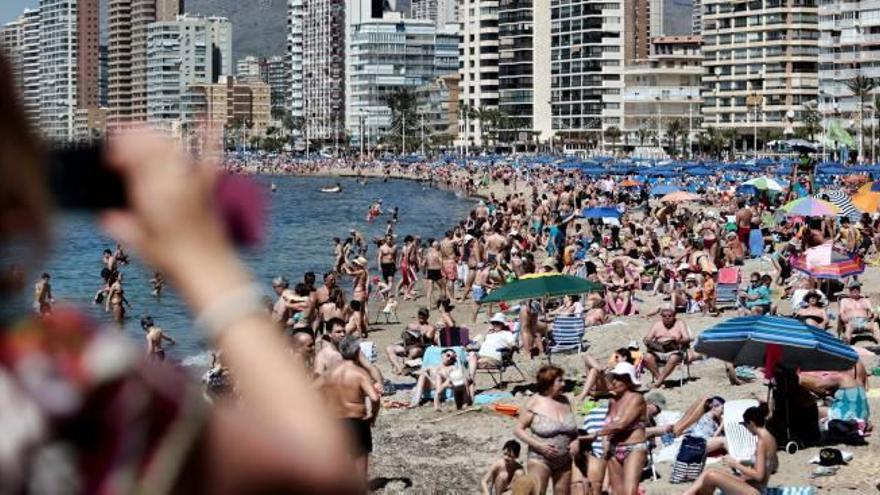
(473, 392, 514, 405)
(748, 228, 764, 257)
(766, 487, 816, 495)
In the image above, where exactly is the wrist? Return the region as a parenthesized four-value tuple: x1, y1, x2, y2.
(170, 248, 254, 313)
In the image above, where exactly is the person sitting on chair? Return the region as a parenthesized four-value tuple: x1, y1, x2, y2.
(839, 281, 880, 343)
(795, 291, 828, 329)
(409, 348, 471, 411)
(642, 305, 692, 389)
(467, 312, 518, 396)
(385, 308, 436, 374)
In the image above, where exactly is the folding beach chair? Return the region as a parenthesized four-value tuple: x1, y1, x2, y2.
(723, 399, 759, 462)
(475, 347, 526, 388)
(418, 345, 468, 402)
(544, 314, 588, 364)
(715, 267, 741, 310)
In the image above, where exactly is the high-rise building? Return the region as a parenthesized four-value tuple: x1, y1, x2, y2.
(497, 0, 552, 149)
(416, 73, 460, 146)
(700, 0, 818, 139)
(818, 0, 877, 160)
(288, 0, 305, 121)
(39, 0, 100, 142)
(236, 55, 263, 82)
(692, 0, 701, 35)
(301, 0, 346, 142)
(459, 0, 500, 148)
(551, 0, 626, 150)
(207, 16, 232, 80)
(412, 0, 457, 28)
(184, 76, 271, 137)
(650, 0, 694, 37)
(264, 55, 290, 118)
(21, 9, 41, 124)
(345, 13, 458, 147)
(108, 0, 182, 124)
(624, 0, 651, 63)
(621, 35, 703, 153)
(146, 15, 220, 127)
(1, 16, 25, 89)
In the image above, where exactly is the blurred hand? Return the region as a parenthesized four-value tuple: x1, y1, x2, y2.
(100, 130, 229, 279)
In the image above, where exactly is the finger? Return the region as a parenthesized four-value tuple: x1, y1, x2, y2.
(100, 210, 149, 256)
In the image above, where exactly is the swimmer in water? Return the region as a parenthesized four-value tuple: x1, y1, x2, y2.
(141, 316, 176, 361)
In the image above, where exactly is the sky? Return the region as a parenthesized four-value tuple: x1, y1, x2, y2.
(1, 0, 39, 25)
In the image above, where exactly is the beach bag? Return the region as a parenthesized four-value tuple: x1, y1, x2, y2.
(822, 419, 866, 446)
(359, 341, 378, 363)
(670, 435, 707, 483)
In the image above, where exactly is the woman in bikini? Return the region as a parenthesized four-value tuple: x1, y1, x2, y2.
(105, 273, 131, 323)
(514, 366, 578, 495)
(581, 362, 647, 495)
(602, 259, 637, 316)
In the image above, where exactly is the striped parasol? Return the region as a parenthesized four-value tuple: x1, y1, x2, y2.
(694, 316, 858, 371)
(814, 191, 860, 220)
(791, 250, 865, 279)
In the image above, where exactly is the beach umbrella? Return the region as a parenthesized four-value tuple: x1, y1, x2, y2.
(813, 191, 860, 220)
(660, 191, 701, 203)
(686, 166, 715, 176)
(791, 250, 865, 279)
(743, 176, 785, 192)
(779, 197, 840, 217)
(620, 179, 642, 187)
(479, 274, 603, 304)
(581, 207, 621, 219)
(694, 316, 858, 371)
(782, 139, 819, 153)
(736, 184, 759, 195)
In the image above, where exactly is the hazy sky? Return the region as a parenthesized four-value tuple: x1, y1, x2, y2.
(1, 0, 40, 25)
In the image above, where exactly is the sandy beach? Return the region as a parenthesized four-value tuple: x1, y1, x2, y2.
(280, 167, 880, 494)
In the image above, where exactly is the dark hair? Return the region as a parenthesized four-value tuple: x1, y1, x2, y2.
(350, 300, 362, 311)
(325, 317, 345, 331)
(535, 365, 564, 395)
(291, 327, 314, 339)
(304, 272, 316, 285)
(417, 307, 429, 318)
(140, 316, 155, 330)
(103, 249, 113, 255)
(704, 396, 726, 411)
(742, 403, 769, 427)
(294, 283, 310, 296)
(614, 347, 634, 364)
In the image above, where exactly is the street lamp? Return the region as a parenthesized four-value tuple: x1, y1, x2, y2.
(747, 93, 762, 159)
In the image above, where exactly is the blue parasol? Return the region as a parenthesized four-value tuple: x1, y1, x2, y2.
(694, 316, 858, 371)
(581, 207, 621, 219)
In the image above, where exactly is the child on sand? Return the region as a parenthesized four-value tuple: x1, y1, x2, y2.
(481, 440, 526, 495)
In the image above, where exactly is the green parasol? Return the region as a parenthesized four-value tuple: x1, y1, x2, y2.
(479, 273, 604, 304)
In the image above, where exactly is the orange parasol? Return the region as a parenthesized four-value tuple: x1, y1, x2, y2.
(660, 191, 701, 203)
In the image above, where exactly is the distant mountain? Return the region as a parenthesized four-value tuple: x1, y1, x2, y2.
(185, 0, 287, 61)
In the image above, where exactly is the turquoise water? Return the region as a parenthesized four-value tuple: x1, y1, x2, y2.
(40, 176, 474, 364)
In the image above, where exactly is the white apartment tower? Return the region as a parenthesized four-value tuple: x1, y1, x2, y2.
(700, 0, 819, 139)
(301, 0, 347, 142)
(21, 9, 42, 125)
(412, 0, 458, 28)
(459, 0, 500, 148)
(497, 0, 553, 149)
(818, 0, 880, 158)
(1, 16, 25, 91)
(288, 0, 305, 120)
(550, 0, 626, 150)
(145, 15, 229, 129)
(39, 0, 77, 141)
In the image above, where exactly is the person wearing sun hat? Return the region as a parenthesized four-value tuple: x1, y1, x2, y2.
(467, 313, 517, 393)
(580, 361, 648, 495)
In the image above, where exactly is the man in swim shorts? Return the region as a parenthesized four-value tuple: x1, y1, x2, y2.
(325, 336, 380, 483)
(840, 281, 880, 343)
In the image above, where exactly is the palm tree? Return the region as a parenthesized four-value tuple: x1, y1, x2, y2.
(637, 127, 650, 147)
(604, 126, 622, 153)
(382, 87, 419, 153)
(722, 129, 738, 159)
(666, 119, 685, 157)
(796, 104, 821, 142)
(844, 74, 877, 161)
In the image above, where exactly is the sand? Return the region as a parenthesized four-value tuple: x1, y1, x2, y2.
(293, 167, 880, 494)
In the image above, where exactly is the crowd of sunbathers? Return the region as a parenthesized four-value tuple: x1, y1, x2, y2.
(223, 157, 879, 493)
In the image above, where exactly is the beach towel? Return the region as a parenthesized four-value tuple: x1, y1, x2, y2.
(749, 228, 764, 257)
(671, 435, 707, 483)
(473, 392, 513, 405)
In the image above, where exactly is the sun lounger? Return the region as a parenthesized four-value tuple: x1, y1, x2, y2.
(724, 399, 759, 462)
(545, 314, 588, 364)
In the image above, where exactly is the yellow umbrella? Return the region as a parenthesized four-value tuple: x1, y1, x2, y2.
(660, 191, 701, 203)
(852, 182, 880, 212)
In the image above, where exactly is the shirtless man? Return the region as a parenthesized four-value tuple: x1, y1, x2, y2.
(439, 231, 458, 301)
(315, 318, 383, 387)
(735, 200, 753, 255)
(324, 336, 381, 482)
(290, 329, 316, 376)
(333, 237, 345, 272)
(471, 262, 491, 323)
(642, 305, 692, 388)
(33, 272, 53, 315)
(271, 276, 295, 325)
(386, 308, 436, 374)
(481, 441, 526, 495)
(377, 235, 398, 287)
(350, 229, 367, 256)
(312, 272, 340, 331)
(460, 234, 484, 302)
(424, 240, 443, 308)
(839, 281, 880, 343)
(485, 227, 509, 266)
(141, 316, 176, 361)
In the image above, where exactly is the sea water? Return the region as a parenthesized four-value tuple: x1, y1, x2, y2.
(40, 176, 474, 364)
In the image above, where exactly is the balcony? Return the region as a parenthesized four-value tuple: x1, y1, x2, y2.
(623, 87, 701, 101)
